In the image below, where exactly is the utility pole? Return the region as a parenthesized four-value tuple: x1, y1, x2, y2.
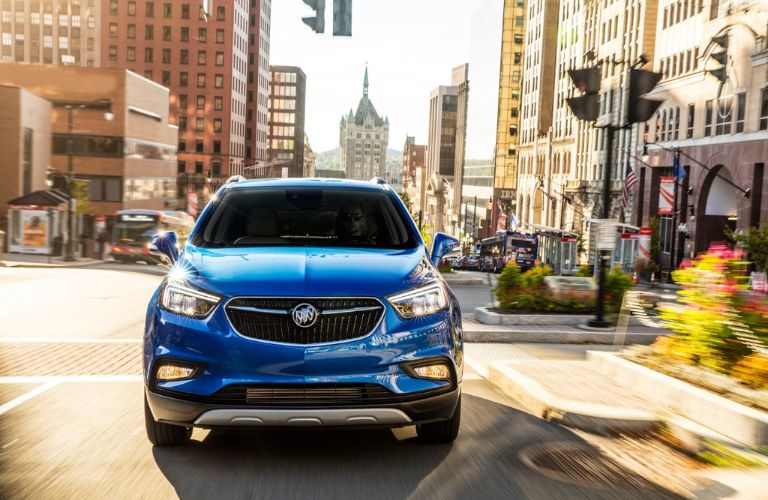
(64, 106, 75, 262)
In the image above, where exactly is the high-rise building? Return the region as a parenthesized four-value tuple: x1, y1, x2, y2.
(0, 64, 178, 221)
(339, 67, 389, 181)
(492, 0, 526, 230)
(636, 3, 767, 268)
(265, 65, 306, 178)
(452, 64, 469, 221)
(101, 0, 270, 198)
(427, 86, 458, 180)
(402, 135, 426, 208)
(0, 0, 101, 66)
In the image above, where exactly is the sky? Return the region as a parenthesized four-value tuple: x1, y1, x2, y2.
(270, 0, 482, 154)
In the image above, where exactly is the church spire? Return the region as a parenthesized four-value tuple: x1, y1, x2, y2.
(363, 65, 369, 97)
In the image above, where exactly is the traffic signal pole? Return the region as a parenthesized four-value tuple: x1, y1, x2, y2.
(589, 124, 615, 328)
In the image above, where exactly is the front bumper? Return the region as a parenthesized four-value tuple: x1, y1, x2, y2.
(146, 385, 460, 428)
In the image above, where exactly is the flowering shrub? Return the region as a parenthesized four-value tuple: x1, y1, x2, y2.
(657, 247, 768, 387)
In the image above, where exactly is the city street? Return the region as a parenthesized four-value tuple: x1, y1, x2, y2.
(0, 265, 678, 499)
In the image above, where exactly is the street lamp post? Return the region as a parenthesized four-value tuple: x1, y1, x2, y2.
(57, 99, 113, 262)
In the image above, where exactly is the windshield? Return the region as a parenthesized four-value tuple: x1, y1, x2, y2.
(114, 215, 158, 245)
(191, 187, 417, 250)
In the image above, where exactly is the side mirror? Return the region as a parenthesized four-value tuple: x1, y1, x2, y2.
(151, 231, 179, 265)
(430, 232, 460, 267)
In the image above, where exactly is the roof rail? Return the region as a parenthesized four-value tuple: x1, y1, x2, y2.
(370, 177, 387, 185)
(225, 175, 247, 184)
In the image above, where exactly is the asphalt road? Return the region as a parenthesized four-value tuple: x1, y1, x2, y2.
(0, 266, 677, 499)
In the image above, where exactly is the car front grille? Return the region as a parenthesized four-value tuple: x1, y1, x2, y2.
(225, 297, 385, 344)
(158, 383, 452, 407)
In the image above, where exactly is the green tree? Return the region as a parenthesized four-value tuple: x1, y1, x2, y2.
(398, 191, 413, 213)
(729, 225, 768, 273)
(73, 179, 91, 218)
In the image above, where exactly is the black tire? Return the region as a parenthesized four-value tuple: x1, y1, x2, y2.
(416, 396, 461, 443)
(145, 259, 159, 266)
(144, 395, 192, 446)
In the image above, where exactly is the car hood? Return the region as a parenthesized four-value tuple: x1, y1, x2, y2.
(174, 245, 438, 298)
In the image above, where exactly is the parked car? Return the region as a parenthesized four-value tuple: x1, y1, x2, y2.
(464, 255, 481, 271)
(144, 178, 464, 446)
(455, 256, 468, 269)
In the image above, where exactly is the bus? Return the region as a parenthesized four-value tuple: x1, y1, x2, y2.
(479, 231, 539, 273)
(111, 210, 195, 264)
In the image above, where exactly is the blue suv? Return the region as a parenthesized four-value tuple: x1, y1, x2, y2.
(144, 178, 463, 446)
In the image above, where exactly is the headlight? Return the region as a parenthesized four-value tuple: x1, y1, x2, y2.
(387, 282, 448, 319)
(160, 282, 220, 318)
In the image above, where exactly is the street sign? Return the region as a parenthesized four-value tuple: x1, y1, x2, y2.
(595, 220, 619, 251)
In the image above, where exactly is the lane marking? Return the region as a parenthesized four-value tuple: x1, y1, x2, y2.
(0, 338, 142, 344)
(0, 375, 142, 384)
(0, 381, 59, 416)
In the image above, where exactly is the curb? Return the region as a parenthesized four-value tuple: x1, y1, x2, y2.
(487, 361, 661, 434)
(444, 277, 485, 286)
(464, 329, 663, 344)
(1, 259, 106, 269)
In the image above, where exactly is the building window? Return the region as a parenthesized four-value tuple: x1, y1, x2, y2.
(163, 3, 172, 18)
(144, 47, 153, 62)
(108, 45, 117, 61)
(214, 74, 223, 88)
(195, 161, 204, 174)
(180, 49, 188, 64)
(162, 71, 170, 86)
(216, 29, 224, 43)
(162, 25, 171, 41)
(195, 140, 204, 153)
(213, 140, 221, 153)
(215, 51, 224, 66)
(686, 103, 694, 138)
(181, 4, 190, 19)
(196, 118, 204, 131)
(216, 6, 225, 21)
(177, 161, 186, 174)
(145, 25, 153, 40)
(715, 98, 731, 135)
(128, 1, 136, 16)
(109, 23, 117, 37)
(197, 73, 206, 87)
(179, 116, 187, 130)
(197, 50, 206, 64)
(735, 92, 746, 133)
(110, 0, 118, 15)
(704, 99, 713, 136)
(180, 26, 189, 42)
(179, 72, 188, 87)
(214, 96, 223, 111)
(213, 119, 222, 132)
(196, 95, 205, 110)
(146, 1, 154, 17)
(212, 160, 221, 176)
(198, 27, 207, 42)
(761, 89, 768, 131)
(178, 139, 186, 154)
(179, 94, 188, 109)
(144, 70, 153, 79)
(162, 48, 171, 63)
(127, 46, 135, 61)
(127, 24, 136, 39)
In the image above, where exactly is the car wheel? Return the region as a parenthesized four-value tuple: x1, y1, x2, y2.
(144, 395, 192, 446)
(416, 395, 461, 443)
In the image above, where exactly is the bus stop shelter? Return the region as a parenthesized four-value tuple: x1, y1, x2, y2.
(6, 189, 69, 255)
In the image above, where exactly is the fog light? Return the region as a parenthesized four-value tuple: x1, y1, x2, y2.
(156, 364, 196, 381)
(413, 363, 451, 380)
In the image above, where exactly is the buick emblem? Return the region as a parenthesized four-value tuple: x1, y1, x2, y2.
(292, 303, 318, 328)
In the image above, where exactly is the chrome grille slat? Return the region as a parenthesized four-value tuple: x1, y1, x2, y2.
(225, 298, 385, 345)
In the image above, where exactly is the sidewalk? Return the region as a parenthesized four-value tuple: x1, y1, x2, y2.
(462, 313, 667, 344)
(0, 253, 106, 268)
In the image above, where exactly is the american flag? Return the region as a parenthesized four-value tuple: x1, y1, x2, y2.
(621, 163, 638, 210)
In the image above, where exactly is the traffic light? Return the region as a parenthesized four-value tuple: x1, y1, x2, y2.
(627, 68, 663, 123)
(333, 0, 352, 36)
(302, 0, 325, 34)
(566, 67, 601, 121)
(707, 33, 728, 85)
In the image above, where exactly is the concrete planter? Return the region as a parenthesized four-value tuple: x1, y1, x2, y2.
(589, 351, 768, 448)
(474, 307, 593, 326)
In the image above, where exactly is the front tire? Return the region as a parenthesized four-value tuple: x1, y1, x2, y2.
(416, 395, 461, 443)
(144, 395, 192, 446)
